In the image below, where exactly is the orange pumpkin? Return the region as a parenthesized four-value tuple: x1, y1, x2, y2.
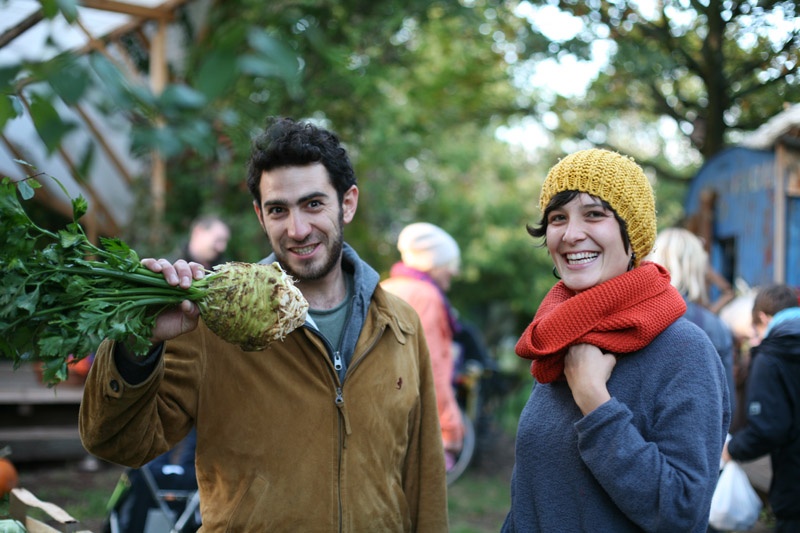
(0, 457, 18, 496)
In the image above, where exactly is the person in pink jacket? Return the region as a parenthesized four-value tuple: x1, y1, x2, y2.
(382, 222, 465, 469)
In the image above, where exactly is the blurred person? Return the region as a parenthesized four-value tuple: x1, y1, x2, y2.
(723, 284, 800, 532)
(706, 266, 735, 315)
(169, 215, 231, 269)
(381, 222, 465, 471)
(648, 227, 736, 415)
(719, 290, 758, 431)
(503, 148, 730, 532)
(79, 117, 448, 531)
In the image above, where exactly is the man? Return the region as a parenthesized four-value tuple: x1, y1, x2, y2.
(723, 284, 800, 532)
(381, 222, 465, 471)
(79, 117, 448, 531)
(172, 215, 231, 269)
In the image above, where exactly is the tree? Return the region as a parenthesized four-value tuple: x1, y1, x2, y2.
(176, 0, 552, 333)
(511, 0, 799, 173)
(2, 0, 556, 336)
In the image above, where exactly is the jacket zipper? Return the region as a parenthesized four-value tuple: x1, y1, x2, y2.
(306, 321, 389, 532)
(335, 386, 352, 440)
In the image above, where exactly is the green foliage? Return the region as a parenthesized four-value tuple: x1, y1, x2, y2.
(9, 0, 792, 348)
(0, 175, 209, 384)
(515, 0, 799, 165)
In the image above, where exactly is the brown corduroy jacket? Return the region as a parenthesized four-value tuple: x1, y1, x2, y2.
(79, 286, 448, 532)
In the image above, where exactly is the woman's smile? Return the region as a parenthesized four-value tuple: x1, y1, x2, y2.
(547, 193, 630, 292)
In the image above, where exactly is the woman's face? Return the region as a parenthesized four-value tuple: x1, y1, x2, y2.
(546, 192, 631, 292)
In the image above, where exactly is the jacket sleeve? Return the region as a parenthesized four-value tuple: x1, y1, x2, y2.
(728, 352, 791, 461)
(575, 325, 730, 532)
(403, 321, 449, 532)
(79, 336, 199, 467)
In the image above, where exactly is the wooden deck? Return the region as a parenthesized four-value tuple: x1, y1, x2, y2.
(0, 361, 84, 405)
(0, 361, 87, 462)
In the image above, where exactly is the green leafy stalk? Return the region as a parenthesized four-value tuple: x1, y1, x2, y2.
(0, 174, 215, 384)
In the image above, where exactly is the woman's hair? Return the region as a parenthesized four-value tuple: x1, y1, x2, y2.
(752, 284, 800, 325)
(650, 227, 708, 304)
(526, 190, 631, 255)
(246, 117, 356, 205)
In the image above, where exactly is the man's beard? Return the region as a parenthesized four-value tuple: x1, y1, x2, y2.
(269, 212, 345, 282)
(281, 233, 343, 282)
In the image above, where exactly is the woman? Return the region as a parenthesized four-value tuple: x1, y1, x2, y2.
(649, 227, 736, 417)
(503, 149, 731, 532)
(381, 222, 465, 469)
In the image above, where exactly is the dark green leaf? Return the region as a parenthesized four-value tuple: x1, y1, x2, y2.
(159, 84, 207, 110)
(0, 95, 21, 130)
(194, 50, 239, 100)
(47, 53, 90, 105)
(72, 195, 88, 220)
(58, 229, 85, 248)
(16, 287, 39, 315)
(39, 0, 60, 18)
(0, 66, 20, 91)
(55, 0, 79, 22)
(29, 94, 77, 154)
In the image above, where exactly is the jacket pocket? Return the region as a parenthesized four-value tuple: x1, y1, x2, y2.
(226, 475, 269, 532)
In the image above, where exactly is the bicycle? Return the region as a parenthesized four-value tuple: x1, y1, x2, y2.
(446, 358, 484, 485)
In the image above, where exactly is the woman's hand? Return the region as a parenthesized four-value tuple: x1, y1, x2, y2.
(564, 343, 616, 415)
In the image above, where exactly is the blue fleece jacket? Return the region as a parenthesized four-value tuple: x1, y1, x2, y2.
(683, 300, 736, 415)
(728, 307, 800, 520)
(502, 318, 730, 532)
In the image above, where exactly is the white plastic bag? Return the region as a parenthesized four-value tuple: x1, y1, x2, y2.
(708, 460, 762, 531)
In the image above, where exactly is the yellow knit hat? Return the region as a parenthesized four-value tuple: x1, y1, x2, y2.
(539, 148, 656, 267)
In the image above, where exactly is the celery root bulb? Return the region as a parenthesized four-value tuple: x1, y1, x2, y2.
(198, 262, 308, 351)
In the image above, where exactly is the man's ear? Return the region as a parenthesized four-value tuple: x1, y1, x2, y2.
(756, 310, 772, 327)
(341, 185, 359, 224)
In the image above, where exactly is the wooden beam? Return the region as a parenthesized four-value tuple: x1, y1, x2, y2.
(14, 93, 121, 236)
(73, 103, 135, 187)
(78, 0, 174, 21)
(0, 9, 43, 48)
(774, 144, 786, 283)
(149, 17, 168, 248)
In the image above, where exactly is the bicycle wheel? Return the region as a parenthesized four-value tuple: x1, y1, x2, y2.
(446, 408, 475, 485)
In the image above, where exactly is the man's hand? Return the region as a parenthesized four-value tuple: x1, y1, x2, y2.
(141, 258, 206, 343)
(564, 343, 616, 415)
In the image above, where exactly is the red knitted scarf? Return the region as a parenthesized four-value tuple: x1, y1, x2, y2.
(515, 261, 686, 384)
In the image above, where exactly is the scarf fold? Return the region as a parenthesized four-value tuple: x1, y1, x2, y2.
(515, 261, 686, 384)
(389, 262, 461, 334)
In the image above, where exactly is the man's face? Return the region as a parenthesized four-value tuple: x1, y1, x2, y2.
(253, 163, 358, 283)
(751, 311, 771, 346)
(191, 221, 230, 267)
